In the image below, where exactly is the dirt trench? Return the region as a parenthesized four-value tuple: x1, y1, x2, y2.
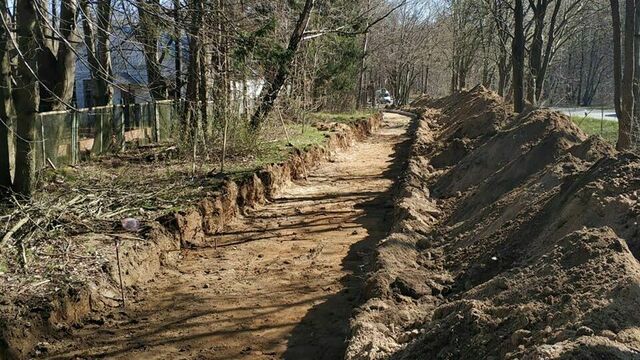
(348, 87, 640, 360)
(40, 113, 411, 360)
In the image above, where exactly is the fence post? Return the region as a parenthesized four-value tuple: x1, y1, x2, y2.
(601, 106, 604, 137)
(99, 108, 104, 154)
(121, 104, 126, 152)
(134, 103, 142, 142)
(71, 111, 78, 164)
(40, 115, 46, 168)
(154, 101, 161, 142)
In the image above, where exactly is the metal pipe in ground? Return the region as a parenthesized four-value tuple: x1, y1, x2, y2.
(383, 109, 418, 118)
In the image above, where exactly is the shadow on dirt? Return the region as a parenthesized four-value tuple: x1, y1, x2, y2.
(43, 114, 415, 360)
(45, 291, 324, 359)
(283, 116, 415, 360)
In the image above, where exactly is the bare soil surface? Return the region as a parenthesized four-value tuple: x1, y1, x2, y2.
(40, 113, 411, 360)
(347, 87, 640, 360)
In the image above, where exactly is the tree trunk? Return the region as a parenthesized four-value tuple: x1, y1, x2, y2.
(13, 0, 39, 196)
(356, 29, 369, 109)
(633, 2, 640, 128)
(458, 58, 467, 90)
(619, 0, 635, 150)
(173, 0, 182, 101)
(184, 0, 202, 140)
(497, 53, 508, 97)
(138, 0, 169, 101)
(494, 0, 512, 98)
(536, 0, 562, 103)
(577, 37, 584, 105)
(81, 0, 113, 106)
(611, 0, 623, 118)
(528, 9, 545, 105)
(37, 0, 80, 112)
(513, 0, 525, 112)
(95, 0, 113, 105)
(356, 0, 371, 108)
(250, 0, 315, 130)
(0, 0, 12, 189)
(206, 0, 227, 140)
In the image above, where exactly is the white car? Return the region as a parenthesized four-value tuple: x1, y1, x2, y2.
(376, 89, 394, 106)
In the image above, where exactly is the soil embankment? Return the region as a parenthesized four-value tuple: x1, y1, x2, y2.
(12, 113, 412, 359)
(1, 113, 381, 359)
(347, 86, 640, 359)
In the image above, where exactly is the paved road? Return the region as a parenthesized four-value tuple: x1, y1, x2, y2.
(550, 107, 618, 122)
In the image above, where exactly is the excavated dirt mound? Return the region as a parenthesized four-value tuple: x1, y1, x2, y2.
(347, 86, 640, 359)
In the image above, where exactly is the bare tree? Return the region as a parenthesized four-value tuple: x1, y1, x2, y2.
(356, 0, 371, 109)
(621, 0, 635, 149)
(450, 0, 482, 92)
(137, 0, 170, 100)
(488, 0, 513, 97)
(513, 0, 526, 112)
(0, 0, 12, 189)
(611, 0, 623, 119)
(80, 0, 113, 106)
(184, 0, 202, 137)
(13, 0, 40, 195)
(526, 0, 582, 105)
(610, 0, 637, 150)
(250, 0, 315, 130)
(36, 0, 80, 112)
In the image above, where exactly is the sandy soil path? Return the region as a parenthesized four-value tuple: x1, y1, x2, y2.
(45, 113, 411, 360)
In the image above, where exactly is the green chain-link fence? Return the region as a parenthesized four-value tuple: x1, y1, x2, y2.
(28, 99, 177, 170)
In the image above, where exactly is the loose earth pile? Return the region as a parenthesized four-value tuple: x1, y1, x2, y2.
(347, 86, 640, 359)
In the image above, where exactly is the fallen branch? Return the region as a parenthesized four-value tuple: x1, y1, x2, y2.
(102, 208, 134, 219)
(47, 158, 57, 170)
(1, 217, 29, 246)
(114, 239, 126, 309)
(277, 108, 292, 145)
(107, 233, 146, 242)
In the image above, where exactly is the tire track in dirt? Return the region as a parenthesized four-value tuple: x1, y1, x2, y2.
(44, 113, 411, 360)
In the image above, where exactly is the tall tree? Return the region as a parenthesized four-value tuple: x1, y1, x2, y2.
(13, 0, 40, 195)
(173, 0, 182, 101)
(633, 2, 640, 132)
(356, 2, 370, 109)
(527, 0, 582, 105)
(610, 0, 637, 150)
(36, 0, 81, 111)
(619, 0, 635, 149)
(137, 0, 170, 100)
(250, 0, 315, 130)
(611, 0, 623, 119)
(513, 0, 525, 112)
(80, 0, 113, 106)
(450, 0, 482, 92)
(0, 0, 13, 189)
(487, 0, 513, 98)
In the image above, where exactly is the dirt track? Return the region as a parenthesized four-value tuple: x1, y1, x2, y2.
(42, 113, 411, 360)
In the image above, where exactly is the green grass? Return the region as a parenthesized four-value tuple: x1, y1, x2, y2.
(287, 124, 327, 149)
(571, 116, 619, 144)
(308, 110, 376, 124)
(256, 124, 325, 163)
(223, 124, 326, 178)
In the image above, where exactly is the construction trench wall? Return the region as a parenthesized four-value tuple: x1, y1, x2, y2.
(0, 114, 381, 359)
(346, 86, 640, 359)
